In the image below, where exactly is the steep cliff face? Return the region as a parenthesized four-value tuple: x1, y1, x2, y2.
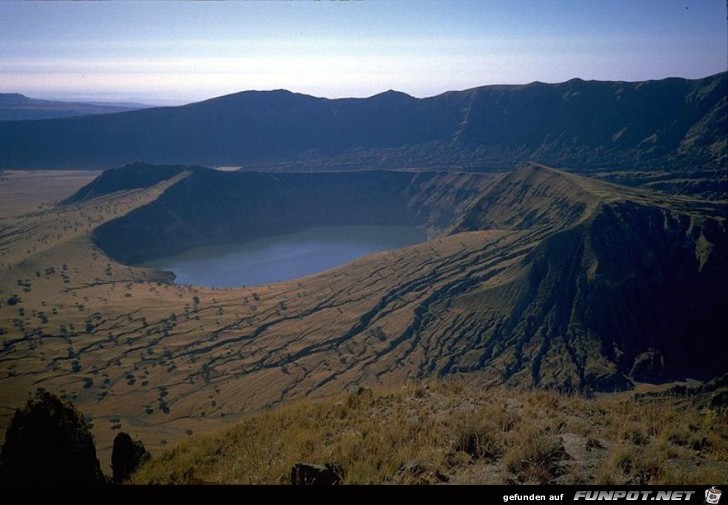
(439, 166, 728, 390)
(450, 200, 727, 390)
(579, 202, 727, 382)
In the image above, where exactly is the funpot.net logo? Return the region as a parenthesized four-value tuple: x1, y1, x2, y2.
(573, 490, 696, 501)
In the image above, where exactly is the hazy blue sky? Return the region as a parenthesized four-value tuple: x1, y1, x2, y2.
(1, 1, 726, 104)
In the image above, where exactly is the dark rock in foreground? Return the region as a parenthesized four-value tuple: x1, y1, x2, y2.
(290, 462, 345, 485)
(111, 432, 150, 484)
(0, 391, 105, 485)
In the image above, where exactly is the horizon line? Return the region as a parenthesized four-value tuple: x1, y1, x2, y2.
(7, 70, 725, 108)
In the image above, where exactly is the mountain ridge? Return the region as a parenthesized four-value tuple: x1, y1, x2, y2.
(0, 73, 724, 186)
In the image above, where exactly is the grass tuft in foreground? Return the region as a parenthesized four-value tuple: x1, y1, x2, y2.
(133, 380, 728, 485)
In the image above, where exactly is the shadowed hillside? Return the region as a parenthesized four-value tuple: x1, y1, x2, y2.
(85, 166, 499, 264)
(446, 165, 728, 388)
(0, 73, 724, 187)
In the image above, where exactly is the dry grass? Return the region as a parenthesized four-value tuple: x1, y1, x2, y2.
(132, 380, 728, 485)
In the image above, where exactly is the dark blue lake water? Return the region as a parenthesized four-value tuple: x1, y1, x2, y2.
(140, 225, 426, 288)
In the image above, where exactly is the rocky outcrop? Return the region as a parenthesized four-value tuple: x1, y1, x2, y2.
(290, 462, 344, 485)
(111, 432, 150, 484)
(0, 391, 105, 485)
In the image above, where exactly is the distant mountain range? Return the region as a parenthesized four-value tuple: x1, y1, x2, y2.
(0, 73, 724, 174)
(0, 93, 151, 121)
